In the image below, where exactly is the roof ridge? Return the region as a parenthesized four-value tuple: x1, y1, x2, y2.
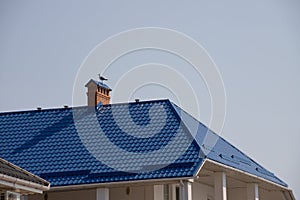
(0, 99, 171, 115)
(167, 100, 203, 142)
(0, 106, 73, 116)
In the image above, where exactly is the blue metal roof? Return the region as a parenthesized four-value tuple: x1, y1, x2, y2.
(171, 103, 287, 187)
(0, 99, 287, 187)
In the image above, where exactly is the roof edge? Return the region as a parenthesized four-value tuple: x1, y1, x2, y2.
(0, 173, 50, 193)
(0, 157, 50, 187)
(205, 158, 290, 190)
(49, 176, 194, 191)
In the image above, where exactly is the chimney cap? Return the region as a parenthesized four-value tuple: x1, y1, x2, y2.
(85, 79, 112, 91)
(64, 105, 68, 108)
(37, 107, 42, 110)
(135, 99, 140, 103)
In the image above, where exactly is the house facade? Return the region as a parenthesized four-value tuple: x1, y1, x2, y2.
(0, 79, 295, 200)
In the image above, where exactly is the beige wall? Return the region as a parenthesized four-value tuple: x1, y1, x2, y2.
(27, 182, 286, 200)
(28, 185, 154, 200)
(226, 186, 286, 200)
(260, 188, 284, 200)
(192, 181, 214, 200)
(27, 183, 220, 200)
(110, 185, 154, 200)
(227, 188, 247, 200)
(28, 189, 96, 200)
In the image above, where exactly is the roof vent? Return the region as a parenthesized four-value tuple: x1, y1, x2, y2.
(37, 107, 42, 110)
(135, 99, 140, 103)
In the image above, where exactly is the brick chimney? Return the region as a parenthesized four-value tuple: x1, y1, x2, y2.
(85, 79, 111, 106)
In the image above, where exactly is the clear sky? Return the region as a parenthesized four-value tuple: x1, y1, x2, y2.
(1, 0, 299, 198)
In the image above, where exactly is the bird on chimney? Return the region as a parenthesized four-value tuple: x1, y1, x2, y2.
(98, 74, 108, 82)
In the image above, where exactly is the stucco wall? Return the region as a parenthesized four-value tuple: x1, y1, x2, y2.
(227, 188, 247, 200)
(192, 182, 214, 200)
(28, 186, 154, 200)
(260, 188, 284, 200)
(28, 189, 96, 200)
(110, 185, 154, 200)
(27, 182, 285, 200)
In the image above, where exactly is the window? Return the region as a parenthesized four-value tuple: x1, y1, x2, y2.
(163, 184, 181, 200)
(0, 192, 20, 200)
